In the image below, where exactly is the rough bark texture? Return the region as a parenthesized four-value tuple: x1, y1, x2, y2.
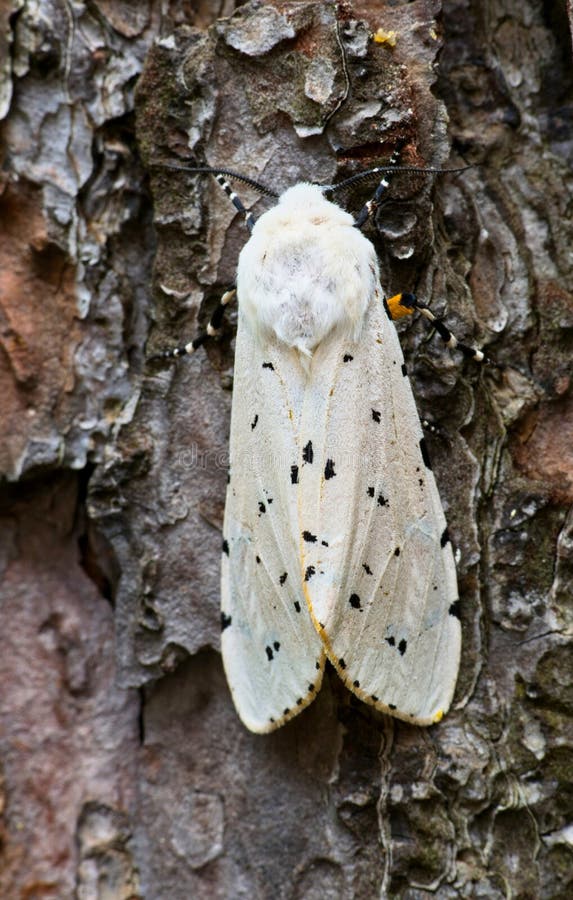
(1, 1, 572, 898)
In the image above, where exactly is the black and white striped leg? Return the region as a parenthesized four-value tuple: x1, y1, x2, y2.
(353, 147, 401, 229)
(213, 174, 256, 233)
(150, 287, 237, 362)
(394, 292, 487, 363)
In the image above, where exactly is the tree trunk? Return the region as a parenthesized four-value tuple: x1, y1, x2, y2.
(1, 1, 572, 898)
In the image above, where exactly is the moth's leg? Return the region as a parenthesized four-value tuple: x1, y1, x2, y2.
(386, 292, 487, 363)
(353, 147, 401, 229)
(149, 287, 237, 362)
(213, 173, 256, 233)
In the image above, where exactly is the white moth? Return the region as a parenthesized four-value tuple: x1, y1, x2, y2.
(218, 182, 462, 733)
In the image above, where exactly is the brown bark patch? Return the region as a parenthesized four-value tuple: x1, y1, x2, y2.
(0, 180, 80, 475)
(511, 395, 573, 502)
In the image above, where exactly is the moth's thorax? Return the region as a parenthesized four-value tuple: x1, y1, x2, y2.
(237, 183, 379, 355)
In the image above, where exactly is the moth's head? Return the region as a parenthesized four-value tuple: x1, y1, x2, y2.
(277, 183, 328, 206)
(274, 183, 342, 221)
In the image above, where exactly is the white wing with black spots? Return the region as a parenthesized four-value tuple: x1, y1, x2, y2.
(221, 312, 325, 733)
(298, 293, 460, 724)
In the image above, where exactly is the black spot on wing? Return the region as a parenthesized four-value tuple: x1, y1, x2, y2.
(302, 441, 314, 464)
(372, 409, 381, 423)
(296, 697, 303, 706)
(221, 612, 232, 631)
(353, 680, 360, 688)
(394, 547, 400, 556)
(367, 486, 375, 498)
(441, 527, 451, 548)
(279, 572, 288, 585)
(363, 563, 373, 575)
(324, 459, 336, 480)
(377, 494, 388, 507)
(349, 593, 362, 609)
(401, 363, 407, 376)
(222, 539, 229, 556)
(251, 414, 259, 430)
(258, 501, 266, 515)
(305, 566, 315, 581)
(385, 635, 407, 655)
(283, 708, 290, 715)
(389, 703, 397, 710)
(419, 437, 432, 470)
(302, 530, 317, 543)
(309, 682, 316, 691)
(256, 555, 261, 564)
(339, 658, 347, 669)
(265, 643, 280, 661)
(291, 464, 299, 484)
(371, 694, 379, 702)
(343, 353, 354, 362)
(262, 361, 274, 370)
(321, 540, 329, 547)
(449, 600, 461, 619)
(294, 601, 301, 613)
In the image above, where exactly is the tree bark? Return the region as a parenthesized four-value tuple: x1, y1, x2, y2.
(1, 1, 572, 898)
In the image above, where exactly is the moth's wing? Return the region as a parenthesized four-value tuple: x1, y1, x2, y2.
(221, 314, 325, 733)
(299, 291, 461, 724)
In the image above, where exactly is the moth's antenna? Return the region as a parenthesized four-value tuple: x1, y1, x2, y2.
(152, 162, 279, 233)
(324, 163, 472, 195)
(152, 162, 279, 199)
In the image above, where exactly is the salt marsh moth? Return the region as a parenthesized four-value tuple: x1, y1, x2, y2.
(154, 158, 484, 733)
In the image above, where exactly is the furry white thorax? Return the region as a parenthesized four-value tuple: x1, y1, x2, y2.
(237, 183, 379, 355)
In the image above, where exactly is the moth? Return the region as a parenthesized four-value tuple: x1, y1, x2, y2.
(154, 152, 483, 733)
